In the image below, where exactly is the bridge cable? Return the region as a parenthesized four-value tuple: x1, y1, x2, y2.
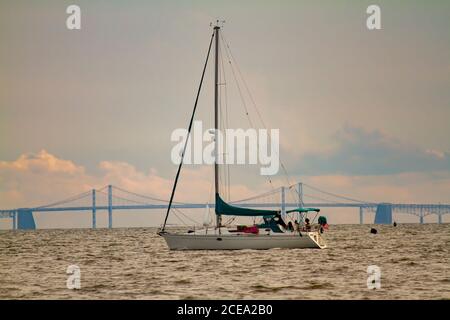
(301, 183, 371, 204)
(34, 190, 92, 209)
(112, 186, 187, 205)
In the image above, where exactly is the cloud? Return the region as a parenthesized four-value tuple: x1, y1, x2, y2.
(0, 150, 258, 209)
(291, 125, 450, 176)
(0, 150, 91, 208)
(1, 150, 449, 228)
(300, 172, 450, 204)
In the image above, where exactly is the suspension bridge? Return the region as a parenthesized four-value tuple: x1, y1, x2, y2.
(0, 182, 449, 230)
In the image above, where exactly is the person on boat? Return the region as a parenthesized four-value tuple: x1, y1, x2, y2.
(287, 221, 294, 232)
(273, 213, 287, 229)
(304, 218, 311, 232)
(294, 220, 300, 232)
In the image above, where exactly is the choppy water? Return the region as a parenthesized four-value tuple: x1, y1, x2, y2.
(0, 224, 449, 299)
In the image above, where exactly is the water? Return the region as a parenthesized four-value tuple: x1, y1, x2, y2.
(0, 224, 449, 299)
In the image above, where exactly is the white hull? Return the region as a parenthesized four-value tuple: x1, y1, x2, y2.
(159, 229, 326, 250)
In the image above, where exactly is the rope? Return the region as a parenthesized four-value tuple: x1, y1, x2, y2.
(221, 32, 296, 192)
(219, 33, 277, 193)
(173, 208, 199, 225)
(161, 31, 215, 232)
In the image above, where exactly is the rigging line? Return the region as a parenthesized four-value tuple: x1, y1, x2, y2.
(288, 183, 305, 206)
(172, 210, 189, 226)
(173, 207, 199, 225)
(220, 33, 254, 129)
(224, 216, 236, 226)
(221, 34, 288, 192)
(286, 189, 298, 203)
(161, 32, 215, 232)
(287, 185, 301, 204)
(221, 32, 267, 129)
(221, 32, 295, 192)
(220, 33, 276, 192)
(302, 183, 370, 203)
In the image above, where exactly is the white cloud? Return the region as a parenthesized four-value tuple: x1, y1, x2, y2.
(1, 150, 449, 228)
(0, 150, 258, 209)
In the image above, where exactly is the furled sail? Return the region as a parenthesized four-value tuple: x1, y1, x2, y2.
(286, 208, 320, 213)
(215, 194, 280, 217)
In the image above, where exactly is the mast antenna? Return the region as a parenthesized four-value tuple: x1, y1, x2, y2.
(210, 19, 226, 28)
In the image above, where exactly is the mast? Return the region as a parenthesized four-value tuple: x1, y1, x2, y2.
(214, 24, 222, 228)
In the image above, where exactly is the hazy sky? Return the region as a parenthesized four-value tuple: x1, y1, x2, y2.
(1, 0, 449, 227)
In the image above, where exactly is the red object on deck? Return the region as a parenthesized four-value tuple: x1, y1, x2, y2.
(243, 226, 259, 234)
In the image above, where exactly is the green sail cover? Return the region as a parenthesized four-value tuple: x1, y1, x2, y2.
(286, 207, 320, 213)
(215, 193, 280, 217)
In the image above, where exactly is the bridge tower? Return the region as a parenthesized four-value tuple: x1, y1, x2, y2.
(92, 189, 97, 229)
(12, 211, 17, 230)
(374, 203, 392, 224)
(108, 185, 113, 229)
(359, 207, 364, 224)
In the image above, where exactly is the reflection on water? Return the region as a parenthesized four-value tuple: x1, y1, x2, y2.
(0, 224, 449, 299)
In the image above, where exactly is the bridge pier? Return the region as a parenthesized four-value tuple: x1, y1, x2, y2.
(92, 189, 96, 229)
(359, 207, 363, 224)
(374, 203, 392, 224)
(17, 209, 36, 230)
(108, 185, 113, 229)
(281, 186, 286, 219)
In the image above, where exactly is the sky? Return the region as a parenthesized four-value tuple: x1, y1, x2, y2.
(1, 0, 449, 227)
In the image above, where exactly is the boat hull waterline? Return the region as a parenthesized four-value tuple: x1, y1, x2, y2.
(160, 231, 327, 250)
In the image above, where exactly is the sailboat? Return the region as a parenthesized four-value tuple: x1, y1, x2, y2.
(158, 23, 327, 250)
